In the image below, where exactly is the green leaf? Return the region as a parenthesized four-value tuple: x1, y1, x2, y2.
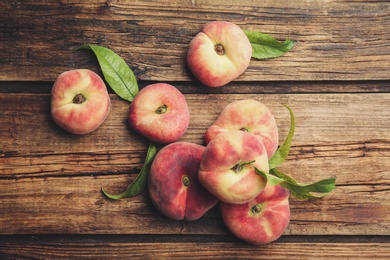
(255, 168, 284, 186)
(269, 167, 298, 185)
(271, 168, 336, 199)
(268, 104, 295, 169)
(79, 44, 138, 102)
(255, 167, 335, 199)
(102, 143, 157, 200)
(244, 30, 294, 60)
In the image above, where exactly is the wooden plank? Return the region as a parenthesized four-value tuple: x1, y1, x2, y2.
(1, 241, 390, 259)
(1, 92, 389, 156)
(2, 80, 390, 95)
(1, 92, 389, 235)
(1, 0, 389, 82)
(1, 0, 388, 257)
(0, 172, 389, 235)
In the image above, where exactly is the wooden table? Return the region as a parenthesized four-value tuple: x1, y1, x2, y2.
(1, 0, 389, 259)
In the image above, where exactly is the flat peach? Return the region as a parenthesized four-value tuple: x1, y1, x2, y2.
(220, 183, 290, 245)
(199, 130, 269, 204)
(51, 69, 111, 134)
(187, 21, 252, 87)
(149, 142, 219, 221)
(128, 83, 190, 144)
(205, 99, 279, 159)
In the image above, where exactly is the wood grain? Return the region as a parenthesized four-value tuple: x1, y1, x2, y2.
(1, 173, 389, 235)
(1, 92, 389, 155)
(1, 80, 390, 94)
(1, 0, 389, 257)
(1, 241, 390, 259)
(1, 0, 389, 81)
(1, 92, 389, 235)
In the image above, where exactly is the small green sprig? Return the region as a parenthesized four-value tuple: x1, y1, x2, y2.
(102, 143, 157, 199)
(255, 104, 336, 199)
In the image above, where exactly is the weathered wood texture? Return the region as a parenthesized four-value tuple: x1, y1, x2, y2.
(1, 0, 389, 82)
(1, 92, 389, 236)
(1, 240, 390, 259)
(1, 0, 389, 258)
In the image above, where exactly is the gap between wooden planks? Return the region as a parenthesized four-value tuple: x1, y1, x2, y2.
(0, 0, 389, 81)
(0, 92, 389, 236)
(0, 239, 390, 259)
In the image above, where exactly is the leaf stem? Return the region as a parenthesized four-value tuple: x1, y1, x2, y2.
(101, 143, 157, 200)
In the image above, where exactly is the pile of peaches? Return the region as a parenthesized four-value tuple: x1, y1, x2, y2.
(50, 21, 297, 245)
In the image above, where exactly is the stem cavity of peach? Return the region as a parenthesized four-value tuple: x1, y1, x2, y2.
(240, 127, 250, 132)
(156, 104, 168, 114)
(182, 175, 190, 187)
(251, 204, 263, 214)
(231, 164, 243, 173)
(215, 43, 225, 55)
(231, 160, 256, 173)
(73, 93, 86, 104)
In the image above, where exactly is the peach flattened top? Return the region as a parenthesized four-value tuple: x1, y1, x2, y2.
(220, 184, 290, 245)
(128, 83, 190, 143)
(51, 70, 106, 103)
(205, 99, 279, 158)
(200, 132, 241, 172)
(200, 130, 269, 172)
(202, 21, 252, 70)
(250, 185, 290, 243)
(199, 130, 269, 204)
(148, 142, 217, 221)
(50, 69, 110, 134)
(148, 144, 189, 219)
(187, 32, 237, 87)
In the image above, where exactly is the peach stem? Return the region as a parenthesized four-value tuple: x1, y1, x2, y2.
(239, 127, 250, 132)
(231, 160, 256, 173)
(214, 44, 225, 55)
(156, 104, 168, 114)
(73, 93, 86, 104)
(251, 204, 263, 214)
(182, 175, 190, 187)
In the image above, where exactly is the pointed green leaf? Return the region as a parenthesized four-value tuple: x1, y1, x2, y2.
(254, 168, 284, 186)
(269, 104, 295, 169)
(254, 166, 336, 199)
(79, 44, 138, 102)
(244, 30, 294, 60)
(271, 168, 336, 199)
(270, 167, 298, 185)
(102, 143, 157, 200)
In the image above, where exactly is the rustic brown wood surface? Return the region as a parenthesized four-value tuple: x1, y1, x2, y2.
(1, 0, 389, 82)
(1, 0, 389, 259)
